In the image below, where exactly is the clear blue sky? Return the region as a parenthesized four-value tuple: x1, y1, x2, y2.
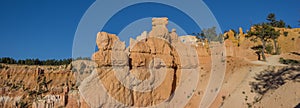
(0, 0, 299, 60)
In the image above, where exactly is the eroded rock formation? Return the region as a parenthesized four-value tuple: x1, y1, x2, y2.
(1, 17, 299, 108)
(83, 17, 207, 107)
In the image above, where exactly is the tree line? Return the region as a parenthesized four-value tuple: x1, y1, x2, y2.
(0, 57, 90, 66)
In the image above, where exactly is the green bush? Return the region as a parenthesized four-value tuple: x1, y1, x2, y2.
(265, 44, 273, 54)
(279, 58, 300, 65)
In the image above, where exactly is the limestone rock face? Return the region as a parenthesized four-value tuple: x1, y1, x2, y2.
(240, 27, 300, 54)
(239, 27, 246, 43)
(148, 17, 170, 42)
(90, 33, 180, 107)
(32, 94, 66, 108)
(82, 17, 209, 107)
(65, 90, 89, 108)
(170, 28, 179, 43)
(224, 39, 257, 60)
(224, 28, 248, 46)
(239, 27, 243, 35)
(96, 32, 119, 51)
(179, 35, 198, 45)
(75, 26, 300, 107)
(277, 28, 300, 53)
(136, 31, 148, 41)
(227, 30, 236, 41)
(2, 18, 300, 108)
(93, 32, 120, 66)
(71, 60, 97, 86)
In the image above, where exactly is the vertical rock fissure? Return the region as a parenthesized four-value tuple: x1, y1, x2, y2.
(128, 57, 133, 70)
(170, 49, 178, 100)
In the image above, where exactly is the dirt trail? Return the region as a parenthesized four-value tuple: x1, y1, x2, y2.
(249, 55, 286, 66)
(221, 55, 289, 108)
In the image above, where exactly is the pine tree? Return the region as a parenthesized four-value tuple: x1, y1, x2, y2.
(266, 13, 285, 54)
(247, 23, 276, 61)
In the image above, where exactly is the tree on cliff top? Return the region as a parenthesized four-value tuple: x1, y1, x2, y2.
(196, 27, 223, 43)
(267, 13, 276, 26)
(269, 28, 280, 55)
(267, 13, 287, 28)
(266, 13, 284, 55)
(247, 23, 278, 61)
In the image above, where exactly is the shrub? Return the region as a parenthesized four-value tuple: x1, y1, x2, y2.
(222, 96, 226, 100)
(279, 58, 300, 65)
(283, 32, 289, 36)
(265, 44, 273, 54)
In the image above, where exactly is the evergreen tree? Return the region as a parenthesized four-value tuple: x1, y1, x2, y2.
(0, 57, 73, 66)
(267, 13, 276, 26)
(266, 13, 286, 55)
(269, 28, 281, 55)
(247, 23, 276, 61)
(266, 13, 286, 28)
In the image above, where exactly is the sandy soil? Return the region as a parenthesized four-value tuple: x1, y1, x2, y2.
(215, 54, 300, 108)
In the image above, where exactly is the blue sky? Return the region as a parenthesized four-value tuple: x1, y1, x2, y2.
(0, 0, 299, 60)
